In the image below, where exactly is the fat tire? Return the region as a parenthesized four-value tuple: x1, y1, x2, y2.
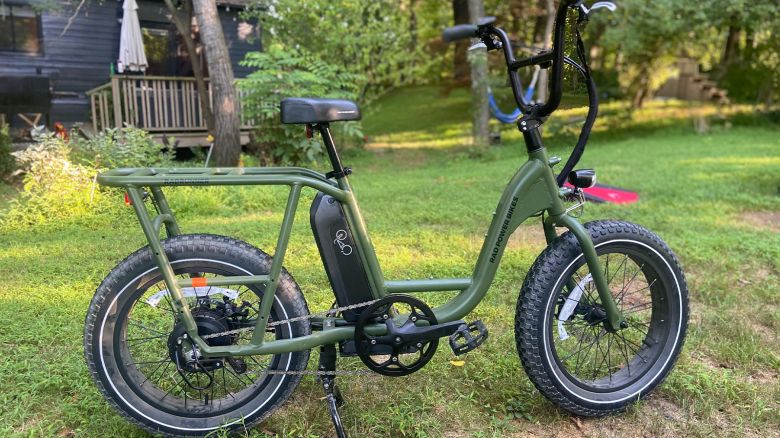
(515, 220, 689, 416)
(84, 234, 311, 436)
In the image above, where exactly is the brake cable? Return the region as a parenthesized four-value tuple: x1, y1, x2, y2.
(554, 15, 598, 187)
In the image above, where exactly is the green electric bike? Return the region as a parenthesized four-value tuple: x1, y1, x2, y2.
(84, 1, 689, 436)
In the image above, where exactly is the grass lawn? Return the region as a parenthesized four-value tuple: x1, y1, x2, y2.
(1, 87, 778, 437)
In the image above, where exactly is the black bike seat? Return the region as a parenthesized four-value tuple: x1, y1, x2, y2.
(280, 98, 361, 124)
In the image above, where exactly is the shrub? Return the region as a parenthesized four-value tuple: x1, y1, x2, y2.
(0, 123, 15, 180)
(239, 46, 365, 165)
(1, 127, 173, 228)
(71, 126, 175, 169)
(5, 134, 103, 226)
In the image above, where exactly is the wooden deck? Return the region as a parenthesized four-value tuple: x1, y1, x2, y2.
(86, 76, 252, 146)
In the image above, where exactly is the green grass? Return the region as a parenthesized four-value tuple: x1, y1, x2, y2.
(1, 86, 779, 436)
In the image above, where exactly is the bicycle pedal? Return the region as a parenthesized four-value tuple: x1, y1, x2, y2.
(449, 320, 489, 356)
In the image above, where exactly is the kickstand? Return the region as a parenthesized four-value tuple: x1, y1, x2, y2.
(318, 344, 346, 438)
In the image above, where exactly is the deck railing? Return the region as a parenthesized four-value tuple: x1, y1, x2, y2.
(86, 76, 252, 132)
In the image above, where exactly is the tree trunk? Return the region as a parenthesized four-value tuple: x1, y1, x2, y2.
(452, 0, 470, 82)
(408, 0, 419, 47)
(532, 0, 546, 44)
(467, 0, 489, 147)
(536, 0, 555, 103)
(744, 31, 755, 60)
(192, 0, 241, 166)
(162, 0, 214, 133)
(720, 24, 742, 68)
(631, 63, 651, 109)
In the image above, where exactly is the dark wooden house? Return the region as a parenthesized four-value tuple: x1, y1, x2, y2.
(0, 0, 260, 143)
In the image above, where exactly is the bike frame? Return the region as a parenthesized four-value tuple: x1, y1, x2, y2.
(96, 0, 624, 358)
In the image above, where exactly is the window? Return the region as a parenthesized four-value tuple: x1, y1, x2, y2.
(142, 27, 173, 75)
(0, 5, 42, 54)
(140, 21, 206, 77)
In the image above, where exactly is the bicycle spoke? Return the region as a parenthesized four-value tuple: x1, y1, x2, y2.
(560, 334, 587, 363)
(160, 375, 183, 402)
(617, 263, 645, 303)
(616, 331, 632, 377)
(617, 331, 649, 363)
(608, 254, 629, 286)
(620, 279, 657, 301)
(623, 301, 653, 314)
(128, 319, 167, 336)
(575, 326, 604, 376)
(591, 332, 611, 380)
(126, 334, 167, 345)
(142, 361, 171, 388)
(606, 334, 613, 382)
(125, 358, 168, 367)
(219, 367, 236, 399)
(224, 364, 255, 387)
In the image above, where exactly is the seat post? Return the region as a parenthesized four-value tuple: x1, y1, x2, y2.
(317, 123, 350, 179)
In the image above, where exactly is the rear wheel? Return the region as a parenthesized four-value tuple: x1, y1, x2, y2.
(84, 234, 310, 436)
(516, 221, 688, 416)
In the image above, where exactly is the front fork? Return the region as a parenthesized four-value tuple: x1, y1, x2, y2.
(543, 211, 625, 331)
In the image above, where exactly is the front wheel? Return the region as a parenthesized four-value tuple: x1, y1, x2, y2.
(515, 220, 689, 416)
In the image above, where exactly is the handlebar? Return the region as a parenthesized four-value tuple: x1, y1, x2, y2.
(442, 24, 478, 42)
(441, 0, 580, 116)
(442, 0, 615, 186)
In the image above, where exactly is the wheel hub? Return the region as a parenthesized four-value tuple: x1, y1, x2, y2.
(167, 308, 234, 373)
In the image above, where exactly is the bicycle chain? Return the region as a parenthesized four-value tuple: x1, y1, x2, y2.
(201, 299, 380, 340)
(197, 299, 382, 377)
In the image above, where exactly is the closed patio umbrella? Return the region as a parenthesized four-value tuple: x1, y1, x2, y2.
(117, 0, 147, 73)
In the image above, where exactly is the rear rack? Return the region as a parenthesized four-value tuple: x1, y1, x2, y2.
(97, 166, 343, 199)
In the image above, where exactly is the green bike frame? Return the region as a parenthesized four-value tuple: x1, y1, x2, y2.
(97, 125, 624, 358)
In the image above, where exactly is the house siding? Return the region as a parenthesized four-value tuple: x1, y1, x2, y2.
(220, 10, 261, 78)
(0, 0, 120, 124)
(0, 0, 260, 127)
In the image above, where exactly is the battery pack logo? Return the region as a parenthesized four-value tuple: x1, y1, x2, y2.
(334, 229, 353, 256)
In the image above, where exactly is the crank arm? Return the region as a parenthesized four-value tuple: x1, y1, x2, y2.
(395, 320, 466, 343)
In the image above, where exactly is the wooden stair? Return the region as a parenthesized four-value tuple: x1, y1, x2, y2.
(656, 58, 730, 104)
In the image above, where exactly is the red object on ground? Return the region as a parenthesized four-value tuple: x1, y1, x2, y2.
(564, 183, 639, 204)
(53, 122, 69, 141)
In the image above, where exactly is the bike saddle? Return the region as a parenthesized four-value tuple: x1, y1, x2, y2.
(281, 98, 361, 124)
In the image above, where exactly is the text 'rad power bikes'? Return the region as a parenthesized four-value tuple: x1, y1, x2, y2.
(84, 1, 689, 436)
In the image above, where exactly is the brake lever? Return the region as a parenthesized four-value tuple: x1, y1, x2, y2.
(591, 1, 617, 12)
(579, 1, 617, 15)
(468, 42, 487, 52)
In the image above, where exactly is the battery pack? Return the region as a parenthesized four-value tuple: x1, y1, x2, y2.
(310, 192, 374, 322)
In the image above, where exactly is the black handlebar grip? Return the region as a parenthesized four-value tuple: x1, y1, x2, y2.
(442, 24, 479, 42)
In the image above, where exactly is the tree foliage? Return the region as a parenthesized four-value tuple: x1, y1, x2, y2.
(239, 46, 364, 165)
(247, 0, 434, 103)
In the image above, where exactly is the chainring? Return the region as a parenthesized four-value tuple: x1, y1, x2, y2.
(354, 295, 438, 376)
